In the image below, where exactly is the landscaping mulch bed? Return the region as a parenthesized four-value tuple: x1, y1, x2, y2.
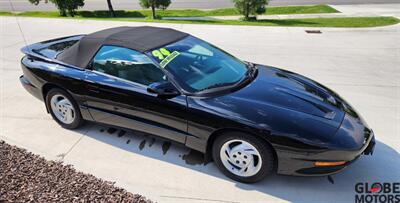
(0, 140, 152, 203)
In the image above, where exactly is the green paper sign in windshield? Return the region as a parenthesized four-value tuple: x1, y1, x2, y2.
(159, 51, 180, 68)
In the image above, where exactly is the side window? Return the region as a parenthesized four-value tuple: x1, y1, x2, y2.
(92, 45, 166, 86)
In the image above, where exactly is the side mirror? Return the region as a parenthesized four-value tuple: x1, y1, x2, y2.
(147, 81, 180, 98)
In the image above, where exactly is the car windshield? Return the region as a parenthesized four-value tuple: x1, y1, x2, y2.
(147, 36, 248, 93)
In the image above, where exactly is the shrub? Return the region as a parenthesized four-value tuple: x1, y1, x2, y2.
(232, 0, 268, 20)
(51, 0, 85, 16)
(28, 0, 84, 16)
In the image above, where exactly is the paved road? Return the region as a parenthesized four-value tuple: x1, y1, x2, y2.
(1, 15, 399, 202)
(1, 0, 400, 11)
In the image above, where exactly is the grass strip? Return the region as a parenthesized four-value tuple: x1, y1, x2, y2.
(1, 5, 339, 18)
(1, 10, 398, 28)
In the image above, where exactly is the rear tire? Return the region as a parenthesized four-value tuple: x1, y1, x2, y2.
(212, 131, 275, 183)
(45, 88, 84, 129)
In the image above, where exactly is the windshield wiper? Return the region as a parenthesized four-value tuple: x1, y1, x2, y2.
(198, 82, 237, 92)
(198, 62, 256, 93)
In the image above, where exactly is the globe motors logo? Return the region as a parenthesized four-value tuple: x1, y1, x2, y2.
(355, 182, 400, 203)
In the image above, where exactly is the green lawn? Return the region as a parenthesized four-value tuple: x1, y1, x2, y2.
(1, 6, 398, 28)
(263, 5, 339, 15)
(153, 4, 339, 17)
(0, 11, 12, 15)
(1, 5, 338, 18)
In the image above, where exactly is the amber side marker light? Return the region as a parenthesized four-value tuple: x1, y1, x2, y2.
(314, 161, 346, 167)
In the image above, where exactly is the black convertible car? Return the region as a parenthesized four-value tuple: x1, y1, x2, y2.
(20, 26, 375, 183)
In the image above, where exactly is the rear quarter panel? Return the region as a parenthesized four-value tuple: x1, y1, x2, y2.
(21, 56, 87, 107)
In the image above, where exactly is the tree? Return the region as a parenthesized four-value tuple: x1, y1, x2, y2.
(232, 0, 268, 20)
(139, 0, 171, 19)
(106, 0, 116, 17)
(51, 0, 85, 16)
(28, 0, 84, 17)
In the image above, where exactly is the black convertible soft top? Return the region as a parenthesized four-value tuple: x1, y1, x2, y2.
(57, 26, 188, 69)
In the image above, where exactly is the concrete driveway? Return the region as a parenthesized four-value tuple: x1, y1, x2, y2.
(1, 16, 399, 203)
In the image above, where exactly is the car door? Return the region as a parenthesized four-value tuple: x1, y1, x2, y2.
(83, 45, 188, 143)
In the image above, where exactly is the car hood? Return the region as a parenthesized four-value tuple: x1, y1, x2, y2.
(187, 65, 358, 148)
(226, 65, 345, 124)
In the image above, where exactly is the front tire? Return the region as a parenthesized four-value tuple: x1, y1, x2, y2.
(212, 131, 275, 183)
(46, 88, 84, 129)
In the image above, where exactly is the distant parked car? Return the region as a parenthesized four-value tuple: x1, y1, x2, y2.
(20, 26, 375, 183)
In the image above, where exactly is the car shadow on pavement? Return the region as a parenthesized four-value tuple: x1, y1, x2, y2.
(81, 122, 400, 202)
(235, 140, 400, 202)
